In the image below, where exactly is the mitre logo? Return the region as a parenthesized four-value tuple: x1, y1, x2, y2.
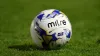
(47, 20, 66, 28)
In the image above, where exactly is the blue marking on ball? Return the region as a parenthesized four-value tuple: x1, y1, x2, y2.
(58, 32, 64, 36)
(52, 33, 57, 41)
(46, 10, 61, 18)
(37, 14, 44, 21)
(53, 10, 61, 15)
(46, 14, 50, 18)
(67, 32, 71, 38)
(39, 28, 46, 37)
(64, 29, 71, 38)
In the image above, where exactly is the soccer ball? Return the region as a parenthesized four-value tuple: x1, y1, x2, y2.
(30, 9, 72, 49)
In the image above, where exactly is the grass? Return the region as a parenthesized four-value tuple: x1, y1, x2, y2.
(0, 0, 100, 56)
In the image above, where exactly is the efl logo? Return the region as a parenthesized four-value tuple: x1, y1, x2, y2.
(48, 20, 66, 28)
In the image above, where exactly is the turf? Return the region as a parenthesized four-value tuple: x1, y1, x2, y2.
(0, 0, 100, 56)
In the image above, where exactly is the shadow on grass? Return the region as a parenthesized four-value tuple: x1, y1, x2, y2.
(97, 39, 100, 44)
(8, 44, 63, 51)
(8, 44, 60, 51)
(8, 44, 43, 51)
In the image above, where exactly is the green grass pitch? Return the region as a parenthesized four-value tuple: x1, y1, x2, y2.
(0, 0, 100, 56)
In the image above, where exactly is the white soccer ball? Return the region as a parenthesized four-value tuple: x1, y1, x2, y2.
(30, 9, 72, 49)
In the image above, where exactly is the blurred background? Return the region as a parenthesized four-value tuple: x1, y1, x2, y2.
(0, 0, 100, 56)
